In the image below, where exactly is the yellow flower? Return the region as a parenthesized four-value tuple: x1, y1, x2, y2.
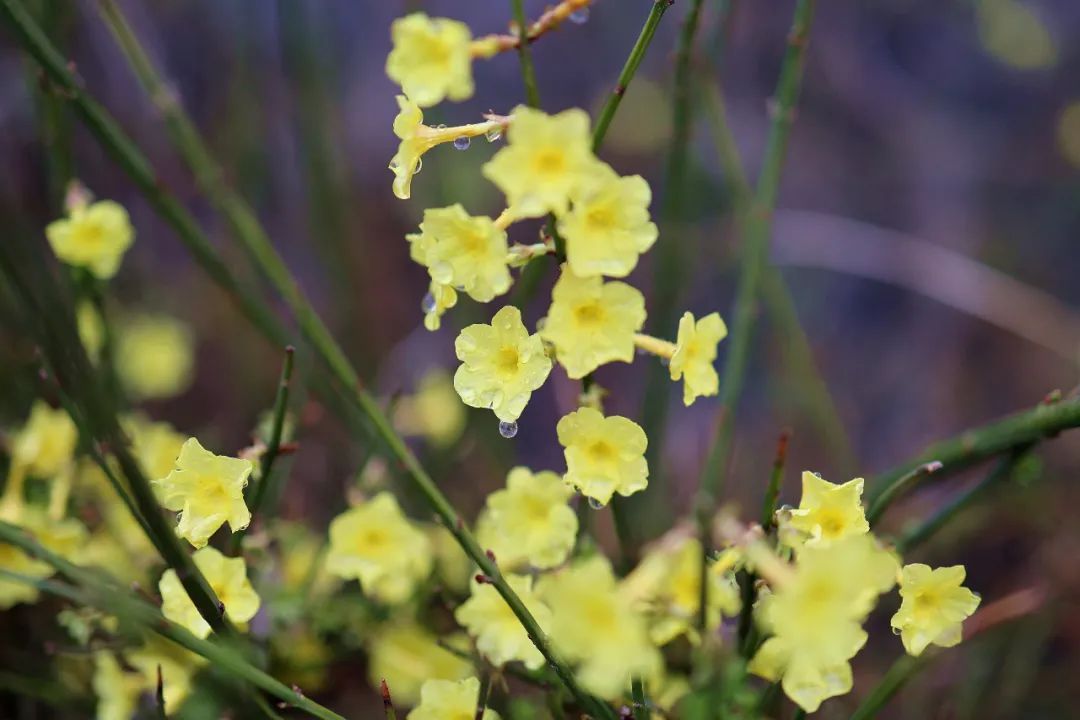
(127, 636, 206, 714)
(126, 415, 186, 483)
(386, 13, 473, 108)
(45, 199, 134, 279)
(368, 622, 472, 706)
(455, 574, 549, 670)
(475, 466, 577, 570)
(423, 280, 459, 331)
(453, 306, 553, 423)
(407, 205, 511, 302)
(325, 492, 433, 603)
(77, 301, 105, 363)
(750, 534, 897, 712)
(394, 370, 467, 448)
(482, 106, 603, 218)
(407, 677, 500, 720)
(0, 510, 87, 609)
(159, 546, 260, 638)
(557, 406, 648, 507)
(786, 472, 870, 547)
(10, 400, 77, 480)
(538, 556, 661, 700)
(92, 652, 142, 720)
(0, 535, 53, 608)
(154, 437, 253, 549)
(559, 166, 658, 278)
(891, 564, 980, 657)
(669, 312, 727, 406)
(621, 534, 740, 646)
(541, 268, 646, 379)
(116, 314, 195, 400)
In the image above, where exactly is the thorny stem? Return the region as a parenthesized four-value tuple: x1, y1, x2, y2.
(591, 0, 673, 151)
(472, 0, 595, 57)
(231, 346, 296, 553)
(0, 2, 609, 714)
(509, 0, 541, 108)
(0, 523, 346, 720)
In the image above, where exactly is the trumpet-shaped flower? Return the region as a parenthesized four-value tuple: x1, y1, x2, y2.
(116, 314, 194, 400)
(368, 622, 472, 706)
(541, 268, 645, 378)
(154, 438, 252, 549)
(127, 636, 206, 713)
(10, 401, 77, 480)
(45, 199, 134, 279)
(453, 306, 553, 423)
(407, 205, 511, 302)
(386, 13, 473, 108)
(891, 564, 980, 656)
(669, 311, 727, 405)
(389, 96, 490, 200)
(407, 677, 500, 720)
(455, 574, 550, 670)
(557, 406, 648, 506)
(559, 166, 658, 278)
(482, 106, 603, 218)
(538, 556, 661, 700)
(92, 652, 142, 720)
(475, 466, 577, 570)
(750, 534, 898, 712)
(786, 472, 870, 547)
(159, 546, 260, 638)
(325, 492, 433, 603)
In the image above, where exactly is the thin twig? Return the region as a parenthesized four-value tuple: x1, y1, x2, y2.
(509, 0, 541, 108)
(865, 461, 944, 526)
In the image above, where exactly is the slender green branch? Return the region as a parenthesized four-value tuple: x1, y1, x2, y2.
(231, 346, 295, 553)
(866, 396, 1080, 511)
(896, 450, 1029, 554)
(0, 524, 346, 720)
(760, 429, 790, 531)
(695, 0, 819, 633)
(591, 0, 673, 151)
(0, 3, 606, 713)
(848, 655, 926, 720)
(510, 0, 541, 107)
(865, 461, 944, 526)
(630, 677, 649, 720)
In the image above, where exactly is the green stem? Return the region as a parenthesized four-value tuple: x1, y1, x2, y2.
(848, 655, 925, 720)
(695, 0, 818, 631)
(0, 2, 605, 713)
(896, 450, 1029, 554)
(231, 345, 295, 553)
(760, 429, 790, 531)
(510, 0, 541, 107)
(630, 677, 649, 720)
(866, 396, 1080, 512)
(0, 523, 345, 720)
(381, 679, 397, 720)
(865, 461, 944, 526)
(591, 0, 673, 151)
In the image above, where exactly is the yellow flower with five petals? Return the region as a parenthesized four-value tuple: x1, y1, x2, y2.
(891, 563, 980, 657)
(386, 14, 474, 108)
(476, 466, 577, 570)
(407, 677, 500, 720)
(454, 574, 550, 670)
(557, 406, 648, 506)
(159, 546, 260, 639)
(45, 199, 134, 279)
(786, 472, 870, 547)
(669, 311, 727, 405)
(407, 204, 511, 302)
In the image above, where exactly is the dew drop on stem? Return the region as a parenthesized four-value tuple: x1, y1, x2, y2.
(453, 136, 471, 150)
(569, 8, 590, 24)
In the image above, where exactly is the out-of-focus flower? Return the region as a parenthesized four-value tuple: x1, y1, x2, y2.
(394, 370, 467, 448)
(0, 510, 87, 608)
(10, 401, 77, 480)
(77, 301, 105, 363)
(476, 466, 577, 570)
(126, 415, 186, 484)
(538, 555, 661, 700)
(483, 106, 603, 218)
(325, 492, 432, 603)
(154, 437, 252, 549)
(368, 622, 472, 707)
(115, 314, 194, 400)
(669, 311, 727, 406)
(271, 624, 333, 692)
(785, 472, 869, 547)
(407, 204, 511, 302)
(386, 14, 473, 108)
(559, 166, 657, 278)
(557, 406, 648, 507)
(891, 564, 980, 657)
(541, 268, 645, 379)
(454, 306, 553, 423)
(159, 546, 260, 638)
(455, 574, 549, 670)
(977, 0, 1057, 70)
(127, 636, 206, 714)
(427, 524, 472, 595)
(407, 677, 500, 720)
(45, 199, 134, 279)
(92, 652, 142, 720)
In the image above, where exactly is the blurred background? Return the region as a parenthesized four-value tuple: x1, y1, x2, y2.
(1, 0, 1078, 717)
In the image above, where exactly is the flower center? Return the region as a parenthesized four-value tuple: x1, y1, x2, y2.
(534, 148, 567, 176)
(496, 346, 521, 374)
(359, 528, 389, 552)
(573, 301, 604, 326)
(73, 220, 106, 249)
(588, 440, 615, 463)
(585, 204, 616, 231)
(816, 510, 847, 538)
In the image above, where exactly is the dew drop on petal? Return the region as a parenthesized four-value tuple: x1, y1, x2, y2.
(453, 136, 471, 151)
(569, 8, 590, 24)
(498, 420, 519, 438)
(587, 497, 604, 510)
(421, 292, 436, 314)
(485, 126, 503, 143)
(413, 157, 422, 174)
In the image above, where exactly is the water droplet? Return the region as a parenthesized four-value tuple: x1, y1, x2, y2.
(413, 157, 422, 174)
(498, 420, 518, 438)
(485, 126, 503, 143)
(569, 7, 590, 24)
(660, 356, 670, 367)
(453, 136, 471, 151)
(435, 123, 447, 130)
(588, 497, 604, 510)
(421, 292, 436, 314)
(891, 626, 901, 635)
(388, 158, 400, 170)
